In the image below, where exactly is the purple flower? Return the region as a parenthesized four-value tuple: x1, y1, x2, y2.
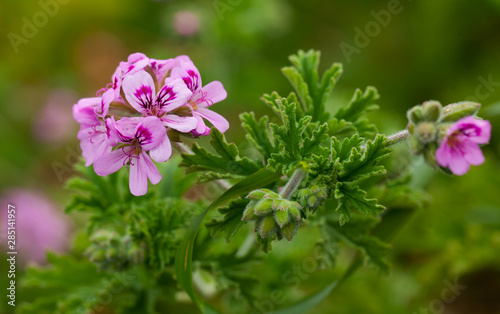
(170, 60, 229, 136)
(122, 70, 197, 133)
(94, 116, 166, 196)
(436, 116, 491, 175)
(0, 189, 71, 266)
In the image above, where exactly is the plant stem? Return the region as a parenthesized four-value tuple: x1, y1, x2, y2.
(385, 129, 410, 147)
(172, 141, 232, 191)
(279, 167, 307, 199)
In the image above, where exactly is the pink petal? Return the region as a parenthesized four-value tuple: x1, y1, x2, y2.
(135, 116, 166, 151)
(78, 130, 110, 167)
(448, 153, 470, 175)
(94, 148, 128, 176)
(469, 119, 491, 144)
(161, 115, 198, 132)
(170, 60, 202, 93)
(192, 81, 227, 108)
(96, 88, 115, 117)
(195, 107, 230, 133)
(73, 97, 100, 128)
(149, 135, 172, 163)
(156, 78, 192, 113)
(129, 152, 162, 196)
(122, 71, 156, 115)
(462, 141, 485, 166)
(436, 141, 452, 168)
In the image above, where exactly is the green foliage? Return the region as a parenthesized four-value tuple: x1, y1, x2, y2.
(326, 215, 391, 272)
(267, 98, 329, 174)
(129, 198, 204, 271)
(19, 253, 115, 313)
(180, 129, 262, 183)
(206, 197, 250, 243)
(240, 112, 276, 160)
(334, 182, 386, 226)
(281, 49, 343, 122)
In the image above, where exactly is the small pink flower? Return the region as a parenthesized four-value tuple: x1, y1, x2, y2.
(94, 116, 165, 196)
(170, 60, 229, 136)
(173, 10, 201, 37)
(436, 116, 491, 175)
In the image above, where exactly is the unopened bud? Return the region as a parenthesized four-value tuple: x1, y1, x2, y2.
(441, 102, 480, 122)
(415, 122, 436, 143)
(422, 100, 442, 121)
(407, 106, 424, 124)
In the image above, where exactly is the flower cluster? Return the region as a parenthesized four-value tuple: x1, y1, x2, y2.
(73, 53, 229, 195)
(407, 101, 491, 175)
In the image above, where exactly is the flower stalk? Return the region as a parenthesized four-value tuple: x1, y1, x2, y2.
(280, 167, 308, 199)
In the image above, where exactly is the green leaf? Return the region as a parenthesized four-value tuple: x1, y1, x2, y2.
(205, 198, 251, 243)
(335, 86, 379, 122)
(240, 112, 276, 159)
(282, 49, 343, 122)
(180, 129, 262, 182)
(339, 134, 392, 182)
(326, 215, 391, 273)
(334, 182, 386, 225)
(332, 134, 364, 164)
(174, 168, 282, 311)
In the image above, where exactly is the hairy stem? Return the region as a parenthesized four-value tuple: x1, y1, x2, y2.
(280, 167, 308, 199)
(385, 129, 410, 147)
(172, 141, 232, 191)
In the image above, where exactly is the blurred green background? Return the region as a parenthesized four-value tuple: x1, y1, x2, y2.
(1, 0, 500, 313)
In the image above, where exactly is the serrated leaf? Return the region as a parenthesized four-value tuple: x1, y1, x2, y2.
(334, 182, 386, 225)
(282, 50, 342, 122)
(180, 129, 262, 181)
(205, 198, 250, 243)
(240, 112, 276, 159)
(339, 134, 392, 182)
(335, 86, 379, 123)
(332, 134, 364, 164)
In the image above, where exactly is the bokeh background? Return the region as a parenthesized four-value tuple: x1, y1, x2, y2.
(1, 0, 500, 313)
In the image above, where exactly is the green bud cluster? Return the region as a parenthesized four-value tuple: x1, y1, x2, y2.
(84, 230, 144, 271)
(241, 189, 302, 241)
(296, 184, 328, 212)
(407, 100, 480, 167)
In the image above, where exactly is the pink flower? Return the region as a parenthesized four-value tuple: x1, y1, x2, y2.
(173, 10, 201, 37)
(436, 116, 491, 175)
(122, 70, 197, 133)
(94, 116, 166, 196)
(0, 189, 71, 266)
(170, 60, 229, 136)
(73, 97, 111, 167)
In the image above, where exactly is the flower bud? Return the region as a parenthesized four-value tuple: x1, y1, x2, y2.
(258, 215, 278, 238)
(415, 122, 436, 143)
(407, 105, 424, 125)
(274, 209, 291, 228)
(280, 221, 299, 241)
(421, 100, 442, 122)
(441, 102, 480, 122)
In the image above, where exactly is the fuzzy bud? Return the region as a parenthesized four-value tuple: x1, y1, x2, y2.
(415, 122, 436, 143)
(421, 100, 442, 122)
(441, 102, 481, 122)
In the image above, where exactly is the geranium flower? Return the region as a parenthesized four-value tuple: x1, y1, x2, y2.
(436, 116, 491, 175)
(94, 116, 166, 196)
(121, 70, 197, 133)
(170, 60, 229, 136)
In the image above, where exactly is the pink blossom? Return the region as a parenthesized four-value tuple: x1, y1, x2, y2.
(170, 60, 229, 136)
(0, 189, 71, 266)
(436, 116, 491, 175)
(122, 70, 197, 133)
(94, 116, 165, 196)
(73, 97, 111, 167)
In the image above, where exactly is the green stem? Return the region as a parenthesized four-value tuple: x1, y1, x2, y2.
(279, 167, 307, 199)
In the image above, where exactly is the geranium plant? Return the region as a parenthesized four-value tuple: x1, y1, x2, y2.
(20, 50, 491, 313)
